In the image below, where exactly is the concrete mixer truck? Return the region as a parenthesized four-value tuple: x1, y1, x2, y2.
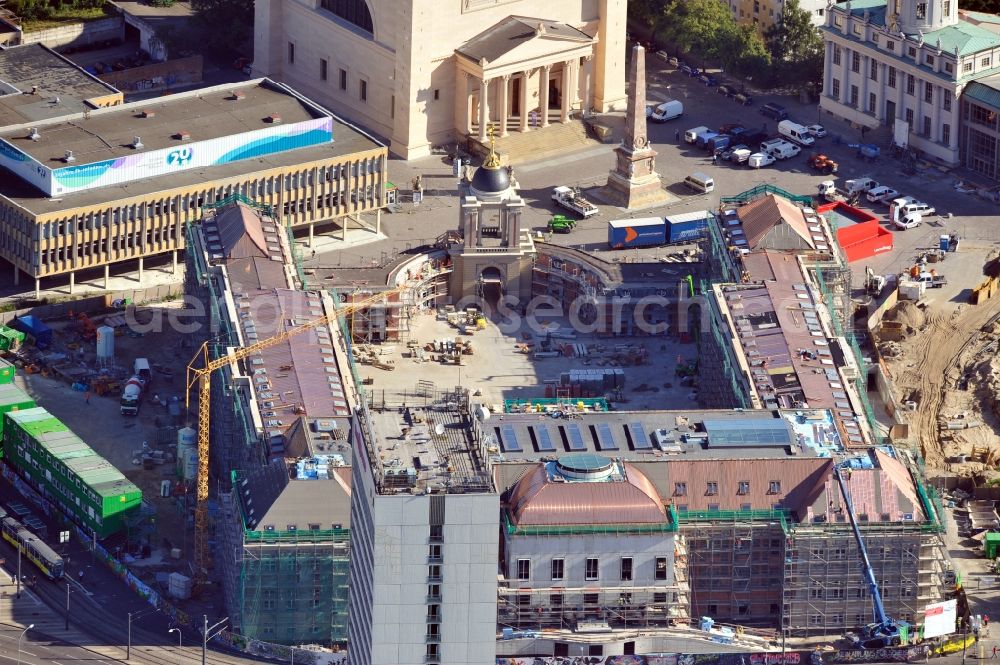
(120, 358, 151, 416)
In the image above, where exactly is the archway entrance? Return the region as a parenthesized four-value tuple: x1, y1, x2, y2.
(478, 267, 504, 307)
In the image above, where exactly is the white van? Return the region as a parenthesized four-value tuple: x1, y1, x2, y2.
(768, 142, 801, 160)
(777, 120, 815, 146)
(651, 100, 683, 123)
(684, 126, 709, 144)
(867, 186, 899, 204)
(683, 172, 714, 193)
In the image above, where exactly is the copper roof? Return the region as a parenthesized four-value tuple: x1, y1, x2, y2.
(507, 462, 667, 526)
(215, 203, 269, 260)
(737, 195, 815, 250)
(651, 457, 833, 516)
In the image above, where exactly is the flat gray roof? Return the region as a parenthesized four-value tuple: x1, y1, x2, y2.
(1, 79, 319, 165)
(0, 116, 383, 216)
(480, 408, 824, 464)
(0, 43, 120, 127)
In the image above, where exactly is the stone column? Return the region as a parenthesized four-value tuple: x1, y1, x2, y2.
(582, 55, 593, 113)
(104, 264, 110, 289)
(539, 65, 551, 127)
(12, 265, 17, 287)
(519, 69, 533, 132)
(478, 77, 491, 141)
(498, 74, 510, 137)
(560, 61, 572, 122)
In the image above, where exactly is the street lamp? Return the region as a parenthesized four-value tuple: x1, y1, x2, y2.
(16, 542, 21, 599)
(17, 624, 34, 665)
(202, 616, 229, 665)
(168, 627, 182, 647)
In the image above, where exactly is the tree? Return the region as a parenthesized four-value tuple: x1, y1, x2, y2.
(764, 0, 823, 84)
(720, 24, 772, 81)
(190, 0, 253, 59)
(662, 0, 739, 61)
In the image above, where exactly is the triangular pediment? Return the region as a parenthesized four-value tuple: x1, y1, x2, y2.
(456, 16, 594, 68)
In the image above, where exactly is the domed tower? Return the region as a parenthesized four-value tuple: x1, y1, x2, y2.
(449, 125, 536, 303)
(888, 0, 958, 35)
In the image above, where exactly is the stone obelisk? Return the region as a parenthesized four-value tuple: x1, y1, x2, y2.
(602, 44, 670, 209)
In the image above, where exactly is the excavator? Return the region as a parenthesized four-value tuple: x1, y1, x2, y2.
(836, 463, 911, 649)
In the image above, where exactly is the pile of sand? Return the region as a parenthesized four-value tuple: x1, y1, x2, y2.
(886, 300, 926, 330)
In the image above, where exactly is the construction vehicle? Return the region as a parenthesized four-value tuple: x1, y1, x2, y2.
(120, 375, 145, 416)
(547, 215, 577, 234)
(836, 463, 911, 649)
(552, 186, 599, 218)
(807, 153, 838, 174)
(186, 286, 408, 591)
(864, 266, 887, 296)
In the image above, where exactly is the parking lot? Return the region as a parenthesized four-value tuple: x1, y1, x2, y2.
(492, 53, 998, 308)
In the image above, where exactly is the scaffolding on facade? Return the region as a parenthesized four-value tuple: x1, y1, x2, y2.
(219, 490, 351, 647)
(498, 536, 690, 632)
(679, 510, 789, 627)
(782, 522, 945, 639)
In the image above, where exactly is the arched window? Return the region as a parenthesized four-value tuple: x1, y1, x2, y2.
(320, 0, 374, 35)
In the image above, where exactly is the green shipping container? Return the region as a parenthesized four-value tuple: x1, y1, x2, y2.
(985, 532, 1000, 559)
(0, 357, 16, 383)
(0, 383, 35, 449)
(0, 328, 24, 353)
(4, 407, 141, 538)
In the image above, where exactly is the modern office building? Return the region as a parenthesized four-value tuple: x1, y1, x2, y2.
(0, 73, 386, 292)
(252, 0, 628, 158)
(819, 0, 1000, 166)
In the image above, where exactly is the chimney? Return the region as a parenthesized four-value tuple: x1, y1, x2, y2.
(267, 113, 282, 124)
(174, 130, 191, 141)
(27, 128, 39, 141)
(232, 90, 246, 101)
(132, 135, 144, 149)
(140, 109, 156, 118)
(63, 150, 75, 163)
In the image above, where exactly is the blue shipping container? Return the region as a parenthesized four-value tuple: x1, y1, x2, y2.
(608, 218, 667, 248)
(665, 212, 711, 243)
(12, 315, 52, 349)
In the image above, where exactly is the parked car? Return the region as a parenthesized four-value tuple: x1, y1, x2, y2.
(680, 64, 700, 77)
(806, 124, 828, 138)
(717, 84, 735, 97)
(866, 186, 900, 204)
(892, 215, 922, 230)
(668, 56, 679, 66)
(655, 50, 670, 62)
(698, 74, 718, 86)
(759, 102, 789, 120)
(734, 93, 753, 106)
(748, 152, 776, 168)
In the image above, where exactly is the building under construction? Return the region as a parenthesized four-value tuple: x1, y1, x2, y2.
(486, 409, 947, 638)
(187, 196, 360, 646)
(218, 456, 351, 646)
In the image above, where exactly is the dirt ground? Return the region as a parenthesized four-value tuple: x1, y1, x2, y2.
(14, 302, 201, 572)
(880, 294, 1000, 476)
(355, 311, 700, 411)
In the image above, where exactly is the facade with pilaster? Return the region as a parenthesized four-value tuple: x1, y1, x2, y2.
(253, 0, 628, 159)
(819, 0, 1000, 166)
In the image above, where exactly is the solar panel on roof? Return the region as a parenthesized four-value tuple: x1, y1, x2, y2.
(596, 423, 618, 451)
(629, 422, 652, 450)
(500, 424, 522, 453)
(702, 418, 792, 448)
(534, 426, 556, 453)
(564, 424, 587, 451)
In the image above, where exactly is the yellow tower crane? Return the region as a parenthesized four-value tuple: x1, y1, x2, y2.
(185, 286, 406, 588)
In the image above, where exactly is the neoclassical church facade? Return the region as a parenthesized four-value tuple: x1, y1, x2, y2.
(253, 0, 628, 159)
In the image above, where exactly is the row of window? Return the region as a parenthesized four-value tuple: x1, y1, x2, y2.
(511, 590, 675, 608)
(674, 480, 780, 496)
(830, 79, 952, 145)
(289, 44, 378, 109)
(515, 556, 670, 582)
(805, 612, 914, 626)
